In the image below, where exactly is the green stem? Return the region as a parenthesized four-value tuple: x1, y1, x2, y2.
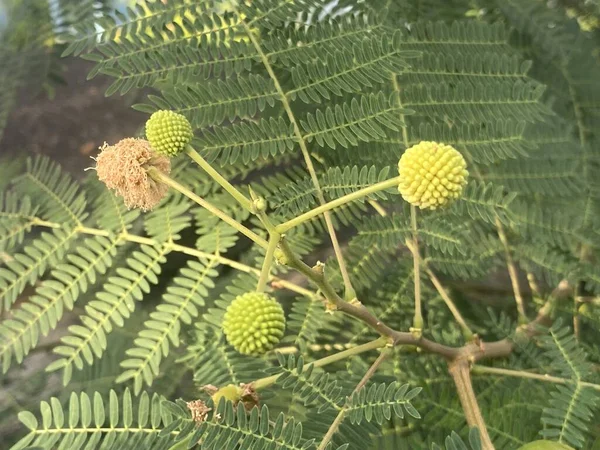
(472, 365, 600, 391)
(252, 337, 387, 391)
(256, 232, 280, 293)
(407, 238, 473, 340)
(238, 17, 355, 301)
(32, 217, 61, 228)
(186, 147, 254, 212)
(391, 74, 422, 336)
(28, 217, 316, 298)
(496, 217, 528, 323)
(276, 176, 401, 233)
(148, 168, 268, 249)
(410, 206, 423, 335)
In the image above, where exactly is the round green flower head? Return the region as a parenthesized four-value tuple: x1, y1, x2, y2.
(398, 141, 468, 210)
(222, 292, 285, 356)
(145, 110, 193, 156)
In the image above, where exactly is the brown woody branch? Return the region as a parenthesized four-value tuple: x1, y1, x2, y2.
(279, 238, 574, 448)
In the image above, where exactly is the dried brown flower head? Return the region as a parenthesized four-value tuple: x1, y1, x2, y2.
(240, 383, 260, 411)
(94, 138, 171, 211)
(186, 399, 211, 424)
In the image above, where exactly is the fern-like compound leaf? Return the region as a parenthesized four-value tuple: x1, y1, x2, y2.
(0, 235, 120, 373)
(117, 258, 219, 394)
(47, 244, 169, 385)
(270, 354, 345, 413)
(539, 320, 599, 448)
(12, 156, 87, 225)
(0, 192, 38, 252)
(135, 74, 278, 129)
(11, 389, 172, 450)
(0, 227, 77, 312)
(300, 92, 407, 150)
(165, 399, 315, 450)
(347, 382, 422, 425)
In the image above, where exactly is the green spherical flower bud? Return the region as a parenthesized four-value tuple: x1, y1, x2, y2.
(212, 384, 243, 406)
(145, 110, 193, 157)
(398, 141, 468, 210)
(517, 441, 575, 450)
(223, 292, 285, 356)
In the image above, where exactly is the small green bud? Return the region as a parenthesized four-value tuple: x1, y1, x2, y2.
(146, 110, 193, 157)
(274, 248, 288, 265)
(253, 197, 267, 213)
(222, 292, 286, 356)
(212, 384, 243, 406)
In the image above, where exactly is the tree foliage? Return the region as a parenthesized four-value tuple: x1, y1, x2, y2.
(2, 0, 600, 449)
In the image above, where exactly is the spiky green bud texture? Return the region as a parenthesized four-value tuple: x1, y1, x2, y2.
(398, 141, 468, 210)
(222, 292, 285, 356)
(145, 110, 193, 157)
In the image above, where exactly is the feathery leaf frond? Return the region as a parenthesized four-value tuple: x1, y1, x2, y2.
(12, 389, 172, 450)
(117, 258, 219, 394)
(0, 235, 120, 373)
(47, 244, 169, 385)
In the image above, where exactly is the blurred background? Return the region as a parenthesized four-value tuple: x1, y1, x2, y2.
(0, 0, 148, 175)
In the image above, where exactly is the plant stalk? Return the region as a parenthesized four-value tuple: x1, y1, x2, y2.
(410, 205, 423, 335)
(256, 232, 280, 292)
(148, 168, 268, 249)
(275, 176, 401, 233)
(252, 337, 387, 390)
(406, 243, 474, 340)
(472, 365, 600, 391)
(448, 360, 495, 450)
(495, 217, 528, 323)
(239, 18, 356, 302)
(186, 147, 254, 212)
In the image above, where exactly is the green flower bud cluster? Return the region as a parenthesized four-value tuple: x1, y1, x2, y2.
(397, 141, 468, 210)
(145, 110, 193, 157)
(222, 292, 285, 355)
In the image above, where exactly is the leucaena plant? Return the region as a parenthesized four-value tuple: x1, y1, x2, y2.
(3, 1, 600, 450)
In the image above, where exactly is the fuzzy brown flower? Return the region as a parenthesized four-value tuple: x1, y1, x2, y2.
(94, 138, 171, 211)
(186, 399, 211, 424)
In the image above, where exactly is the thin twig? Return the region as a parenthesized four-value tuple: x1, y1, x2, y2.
(425, 267, 474, 340)
(186, 147, 253, 212)
(257, 232, 280, 292)
(252, 337, 387, 391)
(276, 177, 400, 233)
(390, 74, 422, 335)
(239, 17, 355, 301)
(317, 349, 390, 450)
(410, 205, 423, 334)
(27, 219, 313, 298)
(405, 240, 474, 339)
(149, 168, 269, 249)
(496, 217, 527, 323)
(472, 365, 600, 391)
